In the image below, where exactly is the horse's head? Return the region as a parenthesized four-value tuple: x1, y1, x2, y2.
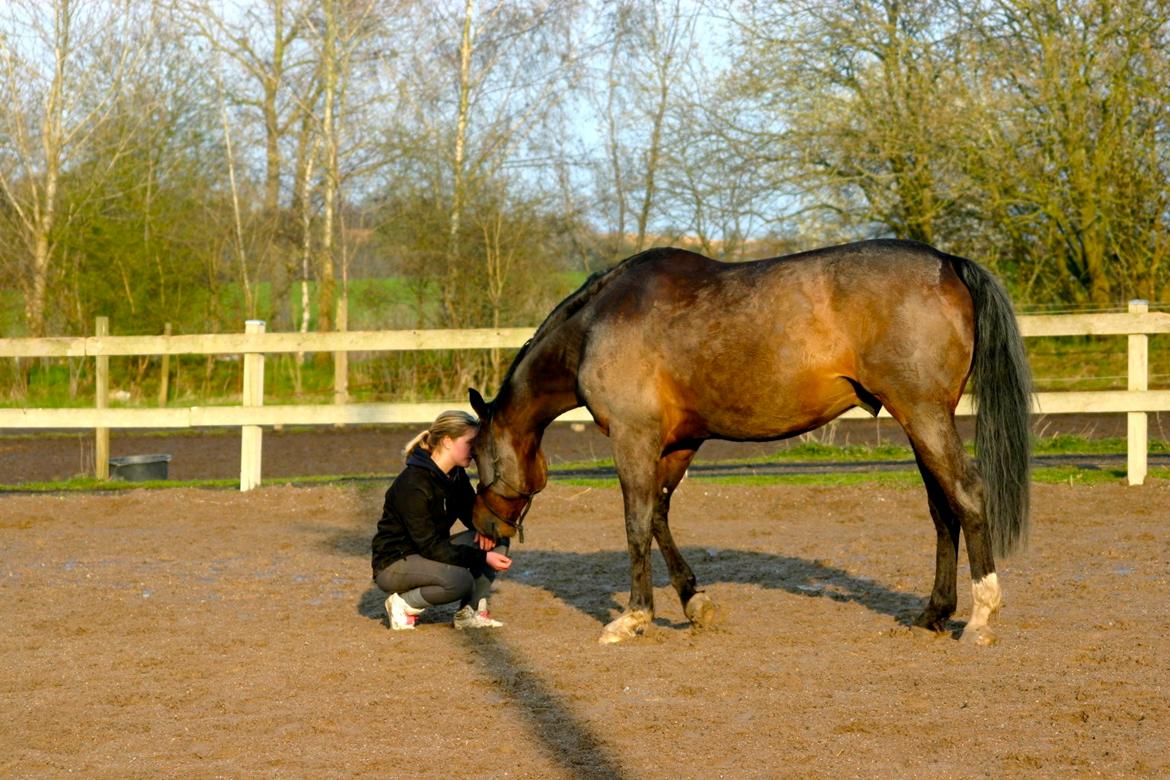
(469, 388, 548, 541)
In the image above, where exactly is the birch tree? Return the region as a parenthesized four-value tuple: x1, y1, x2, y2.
(390, 0, 586, 329)
(0, 0, 141, 336)
(301, 0, 381, 335)
(591, 0, 701, 257)
(177, 0, 325, 332)
(178, 0, 311, 215)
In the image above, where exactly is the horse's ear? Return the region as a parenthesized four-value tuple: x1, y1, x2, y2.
(469, 388, 490, 421)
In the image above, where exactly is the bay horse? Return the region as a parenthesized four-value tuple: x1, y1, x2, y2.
(469, 239, 1031, 645)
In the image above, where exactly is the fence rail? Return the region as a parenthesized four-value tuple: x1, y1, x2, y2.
(2, 303, 1167, 488)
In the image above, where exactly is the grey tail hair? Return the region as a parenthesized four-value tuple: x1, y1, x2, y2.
(952, 256, 1033, 556)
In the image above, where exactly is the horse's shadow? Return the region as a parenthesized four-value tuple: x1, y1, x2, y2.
(348, 538, 936, 632)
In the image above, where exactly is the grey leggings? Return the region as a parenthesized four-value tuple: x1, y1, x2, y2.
(374, 530, 509, 608)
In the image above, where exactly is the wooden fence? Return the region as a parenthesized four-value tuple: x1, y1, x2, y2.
(2, 302, 1168, 489)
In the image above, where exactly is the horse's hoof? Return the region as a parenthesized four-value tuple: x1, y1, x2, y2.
(912, 612, 950, 634)
(684, 592, 716, 628)
(908, 624, 945, 640)
(598, 611, 651, 644)
(598, 628, 628, 645)
(959, 624, 998, 646)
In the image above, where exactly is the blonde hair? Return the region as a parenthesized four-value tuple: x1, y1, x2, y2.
(403, 410, 480, 460)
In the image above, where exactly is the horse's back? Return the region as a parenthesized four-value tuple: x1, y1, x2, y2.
(595, 240, 973, 341)
(605, 238, 959, 290)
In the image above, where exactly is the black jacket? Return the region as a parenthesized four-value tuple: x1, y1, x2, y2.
(370, 448, 487, 577)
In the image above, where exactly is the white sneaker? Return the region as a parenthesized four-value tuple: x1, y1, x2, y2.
(385, 592, 424, 630)
(453, 604, 504, 630)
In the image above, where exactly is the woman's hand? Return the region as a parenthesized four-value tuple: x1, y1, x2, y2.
(474, 531, 496, 551)
(485, 550, 512, 572)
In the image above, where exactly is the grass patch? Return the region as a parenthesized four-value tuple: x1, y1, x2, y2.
(0, 477, 238, 493)
(1031, 466, 1170, 484)
(554, 466, 1167, 489)
(760, 441, 914, 461)
(5, 466, 1164, 493)
(680, 470, 924, 487)
(1033, 434, 1169, 455)
(0, 472, 390, 493)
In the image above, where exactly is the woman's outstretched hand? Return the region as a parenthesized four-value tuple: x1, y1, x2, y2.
(485, 550, 512, 571)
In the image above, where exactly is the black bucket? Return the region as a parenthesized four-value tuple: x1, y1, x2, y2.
(109, 454, 172, 481)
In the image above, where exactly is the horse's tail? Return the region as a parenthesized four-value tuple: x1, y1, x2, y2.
(951, 256, 1033, 557)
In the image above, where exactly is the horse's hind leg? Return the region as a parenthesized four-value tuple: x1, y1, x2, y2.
(903, 409, 1002, 645)
(651, 448, 716, 628)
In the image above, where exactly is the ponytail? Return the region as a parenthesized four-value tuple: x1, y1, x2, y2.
(402, 410, 480, 461)
(402, 430, 433, 457)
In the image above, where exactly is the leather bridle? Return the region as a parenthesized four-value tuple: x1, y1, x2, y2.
(478, 439, 539, 543)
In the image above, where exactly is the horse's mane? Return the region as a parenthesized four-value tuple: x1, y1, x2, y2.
(496, 248, 669, 394)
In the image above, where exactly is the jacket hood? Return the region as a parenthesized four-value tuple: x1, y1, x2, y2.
(406, 446, 457, 481)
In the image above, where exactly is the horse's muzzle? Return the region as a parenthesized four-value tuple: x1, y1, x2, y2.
(471, 495, 517, 541)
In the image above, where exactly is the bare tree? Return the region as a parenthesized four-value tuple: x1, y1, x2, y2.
(178, 0, 312, 215)
(724, 0, 975, 248)
(589, 0, 701, 257)
(629, 1, 699, 252)
(390, 1, 586, 328)
(178, 0, 329, 335)
(0, 0, 142, 336)
(296, 0, 384, 396)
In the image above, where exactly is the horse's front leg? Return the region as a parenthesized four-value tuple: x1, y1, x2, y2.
(599, 435, 659, 644)
(650, 448, 716, 629)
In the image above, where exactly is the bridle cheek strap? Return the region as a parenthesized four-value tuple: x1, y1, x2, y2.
(482, 445, 539, 543)
(482, 487, 533, 543)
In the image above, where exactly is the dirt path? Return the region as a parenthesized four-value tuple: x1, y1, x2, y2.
(2, 480, 1167, 778)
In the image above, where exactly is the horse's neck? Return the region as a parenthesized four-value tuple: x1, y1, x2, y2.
(497, 336, 581, 439)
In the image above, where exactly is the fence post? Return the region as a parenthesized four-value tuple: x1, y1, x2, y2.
(1127, 300, 1149, 486)
(240, 320, 266, 491)
(158, 322, 172, 406)
(333, 296, 348, 425)
(95, 316, 109, 480)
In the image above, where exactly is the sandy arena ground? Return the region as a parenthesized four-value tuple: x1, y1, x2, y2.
(2, 476, 1168, 778)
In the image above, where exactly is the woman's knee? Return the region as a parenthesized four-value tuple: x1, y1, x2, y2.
(374, 564, 399, 594)
(426, 568, 474, 604)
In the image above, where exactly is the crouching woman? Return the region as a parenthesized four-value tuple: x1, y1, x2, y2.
(371, 410, 512, 631)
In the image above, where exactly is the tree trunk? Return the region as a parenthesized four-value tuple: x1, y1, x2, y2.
(444, 0, 474, 328)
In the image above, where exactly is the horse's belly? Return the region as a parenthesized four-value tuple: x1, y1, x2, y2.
(681, 373, 862, 442)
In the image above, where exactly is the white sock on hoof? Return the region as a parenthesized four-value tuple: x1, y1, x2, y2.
(968, 572, 1002, 629)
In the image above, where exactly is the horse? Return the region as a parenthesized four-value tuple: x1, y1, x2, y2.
(468, 238, 1031, 646)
